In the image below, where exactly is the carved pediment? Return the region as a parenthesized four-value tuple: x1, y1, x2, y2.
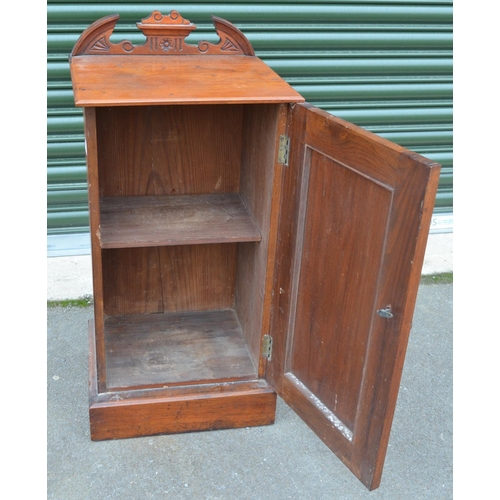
(70, 10, 255, 59)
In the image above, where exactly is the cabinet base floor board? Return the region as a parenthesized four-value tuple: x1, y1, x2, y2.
(103, 309, 257, 390)
(88, 321, 277, 440)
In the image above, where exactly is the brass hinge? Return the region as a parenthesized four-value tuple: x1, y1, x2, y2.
(262, 334, 273, 360)
(278, 135, 290, 165)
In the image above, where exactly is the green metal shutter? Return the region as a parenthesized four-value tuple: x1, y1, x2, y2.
(47, 1, 453, 255)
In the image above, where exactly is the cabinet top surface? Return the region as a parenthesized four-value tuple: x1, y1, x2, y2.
(69, 10, 304, 106)
(70, 54, 304, 106)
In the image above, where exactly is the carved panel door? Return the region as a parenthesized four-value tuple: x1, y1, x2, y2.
(267, 103, 440, 490)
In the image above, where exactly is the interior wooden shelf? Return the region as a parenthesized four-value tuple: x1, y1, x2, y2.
(99, 193, 261, 248)
(105, 309, 257, 390)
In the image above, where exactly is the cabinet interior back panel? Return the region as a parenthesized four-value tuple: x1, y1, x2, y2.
(96, 105, 244, 197)
(102, 244, 237, 317)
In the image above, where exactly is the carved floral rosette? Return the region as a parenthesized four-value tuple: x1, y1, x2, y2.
(70, 10, 255, 59)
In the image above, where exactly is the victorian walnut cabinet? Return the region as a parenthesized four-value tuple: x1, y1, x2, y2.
(69, 10, 440, 490)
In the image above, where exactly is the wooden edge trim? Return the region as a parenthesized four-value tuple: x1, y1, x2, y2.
(364, 154, 441, 490)
(298, 102, 440, 164)
(89, 388, 276, 440)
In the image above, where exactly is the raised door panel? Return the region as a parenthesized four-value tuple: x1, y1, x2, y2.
(267, 103, 440, 490)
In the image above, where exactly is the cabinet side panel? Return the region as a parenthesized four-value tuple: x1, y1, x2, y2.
(84, 107, 106, 391)
(235, 104, 284, 373)
(96, 107, 155, 197)
(152, 105, 243, 195)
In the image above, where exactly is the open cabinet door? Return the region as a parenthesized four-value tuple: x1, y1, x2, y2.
(266, 103, 440, 490)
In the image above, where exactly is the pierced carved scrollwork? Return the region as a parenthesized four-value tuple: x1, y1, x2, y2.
(70, 10, 255, 59)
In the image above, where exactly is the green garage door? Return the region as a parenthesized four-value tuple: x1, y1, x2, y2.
(47, 1, 453, 255)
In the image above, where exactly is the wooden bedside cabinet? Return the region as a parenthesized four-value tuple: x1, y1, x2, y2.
(69, 10, 440, 490)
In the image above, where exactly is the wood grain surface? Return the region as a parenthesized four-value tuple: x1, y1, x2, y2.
(96, 105, 243, 198)
(104, 309, 256, 389)
(71, 55, 304, 106)
(99, 194, 261, 248)
(267, 103, 440, 490)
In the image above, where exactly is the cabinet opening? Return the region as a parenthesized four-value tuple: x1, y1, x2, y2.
(96, 103, 282, 390)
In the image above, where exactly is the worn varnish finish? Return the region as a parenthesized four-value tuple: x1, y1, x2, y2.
(89, 391, 276, 441)
(71, 11, 256, 58)
(88, 321, 276, 441)
(105, 309, 256, 390)
(267, 103, 440, 489)
(71, 9, 440, 491)
(71, 55, 304, 106)
(158, 244, 236, 313)
(83, 107, 107, 391)
(97, 105, 244, 197)
(99, 194, 261, 248)
(235, 104, 286, 376)
(69, 12, 302, 106)
(290, 147, 392, 430)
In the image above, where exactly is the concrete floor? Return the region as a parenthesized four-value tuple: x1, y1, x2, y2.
(47, 282, 452, 500)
